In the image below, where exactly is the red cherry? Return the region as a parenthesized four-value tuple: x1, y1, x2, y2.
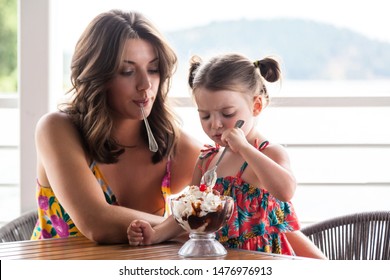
(199, 184, 207, 192)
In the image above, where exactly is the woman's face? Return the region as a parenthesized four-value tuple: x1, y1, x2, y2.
(107, 38, 160, 121)
(194, 88, 255, 145)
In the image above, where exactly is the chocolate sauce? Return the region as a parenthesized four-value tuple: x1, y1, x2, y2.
(187, 205, 229, 232)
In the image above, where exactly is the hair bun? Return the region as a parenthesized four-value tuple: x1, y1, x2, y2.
(188, 56, 202, 88)
(254, 57, 281, 83)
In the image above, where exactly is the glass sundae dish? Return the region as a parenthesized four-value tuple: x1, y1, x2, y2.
(170, 185, 234, 257)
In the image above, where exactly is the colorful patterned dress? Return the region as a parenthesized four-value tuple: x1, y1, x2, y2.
(31, 161, 172, 239)
(200, 141, 300, 255)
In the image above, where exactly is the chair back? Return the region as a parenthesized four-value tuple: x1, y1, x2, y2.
(301, 211, 390, 260)
(0, 210, 38, 242)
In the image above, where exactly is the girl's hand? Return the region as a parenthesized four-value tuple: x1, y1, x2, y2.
(221, 126, 248, 152)
(127, 220, 155, 246)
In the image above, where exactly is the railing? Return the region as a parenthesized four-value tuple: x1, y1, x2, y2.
(173, 96, 390, 107)
(0, 95, 18, 109)
(1, 94, 390, 226)
(0, 95, 19, 226)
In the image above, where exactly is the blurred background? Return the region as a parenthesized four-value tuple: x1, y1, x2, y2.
(1, 0, 389, 227)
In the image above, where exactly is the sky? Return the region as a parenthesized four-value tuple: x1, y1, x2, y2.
(58, 0, 390, 50)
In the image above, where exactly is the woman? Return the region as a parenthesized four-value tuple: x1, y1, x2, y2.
(31, 10, 201, 244)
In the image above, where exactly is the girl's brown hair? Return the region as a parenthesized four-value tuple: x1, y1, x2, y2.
(61, 10, 179, 164)
(188, 53, 281, 107)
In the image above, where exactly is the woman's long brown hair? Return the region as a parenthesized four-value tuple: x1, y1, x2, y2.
(61, 10, 179, 164)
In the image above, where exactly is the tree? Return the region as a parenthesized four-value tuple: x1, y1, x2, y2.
(0, 0, 17, 93)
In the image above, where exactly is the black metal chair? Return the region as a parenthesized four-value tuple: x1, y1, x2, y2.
(0, 210, 38, 242)
(301, 211, 390, 260)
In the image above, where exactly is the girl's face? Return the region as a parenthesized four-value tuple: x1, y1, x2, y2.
(194, 88, 256, 145)
(107, 38, 160, 121)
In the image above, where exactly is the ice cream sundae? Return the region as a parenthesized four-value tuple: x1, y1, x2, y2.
(170, 185, 233, 257)
(171, 185, 233, 233)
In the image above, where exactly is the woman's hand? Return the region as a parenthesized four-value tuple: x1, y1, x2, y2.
(127, 220, 156, 246)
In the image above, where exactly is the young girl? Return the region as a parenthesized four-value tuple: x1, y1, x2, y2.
(128, 53, 326, 258)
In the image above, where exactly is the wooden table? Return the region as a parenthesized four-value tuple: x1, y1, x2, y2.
(0, 236, 307, 260)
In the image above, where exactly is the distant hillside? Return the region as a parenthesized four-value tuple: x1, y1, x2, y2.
(62, 18, 390, 81)
(166, 18, 390, 80)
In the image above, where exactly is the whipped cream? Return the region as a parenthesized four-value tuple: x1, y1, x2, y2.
(171, 185, 228, 233)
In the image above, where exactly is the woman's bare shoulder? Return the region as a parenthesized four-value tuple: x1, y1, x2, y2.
(35, 111, 84, 151)
(35, 111, 78, 137)
(36, 111, 71, 129)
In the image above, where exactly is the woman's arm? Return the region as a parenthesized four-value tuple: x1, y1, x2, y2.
(128, 215, 185, 246)
(35, 112, 165, 244)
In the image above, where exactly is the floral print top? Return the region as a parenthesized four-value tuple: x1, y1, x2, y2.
(31, 161, 172, 240)
(200, 141, 300, 255)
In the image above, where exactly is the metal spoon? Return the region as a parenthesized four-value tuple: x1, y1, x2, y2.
(140, 104, 158, 152)
(201, 119, 245, 187)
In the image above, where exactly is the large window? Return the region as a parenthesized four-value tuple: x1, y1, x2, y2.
(1, 0, 389, 226)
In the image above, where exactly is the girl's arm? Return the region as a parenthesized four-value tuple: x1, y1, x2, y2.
(285, 231, 328, 259)
(222, 127, 296, 201)
(239, 143, 296, 201)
